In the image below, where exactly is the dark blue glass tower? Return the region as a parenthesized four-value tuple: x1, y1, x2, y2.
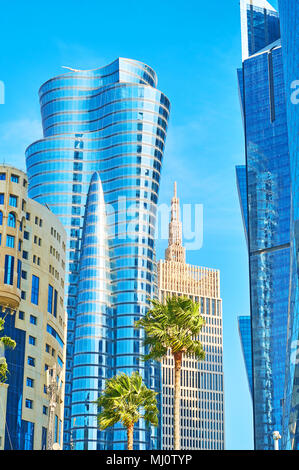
(25, 58, 170, 449)
(278, 0, 299, 450)
(238, 0, 291, 450)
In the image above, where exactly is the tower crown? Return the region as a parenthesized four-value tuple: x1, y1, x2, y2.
(165, 182, 186, 263)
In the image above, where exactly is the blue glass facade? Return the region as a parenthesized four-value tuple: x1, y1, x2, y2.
(3, 311, 35, 450)
(278, 0, 299, 450)
(240, 0, 280, 60)
(238, 316, 253, 397)
(25, 58, 170, 449)
(238, 1, 291, 450)
(71, 172, 113, 449)
(236, 165, 248, 244)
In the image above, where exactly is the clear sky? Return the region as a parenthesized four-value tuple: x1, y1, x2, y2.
(0, 0, 280, 450)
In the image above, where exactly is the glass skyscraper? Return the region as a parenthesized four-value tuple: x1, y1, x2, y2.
(237, 316, 253, 397)
(278, 0, 299, 450)
(238, 0, 291, 450)
(25, 58, 170, 449)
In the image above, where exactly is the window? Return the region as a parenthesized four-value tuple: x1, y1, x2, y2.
(0, 194, 4, 204)
(7, 212, 16, 228)
(27, 356, 35, 367)
(11, 174, 19, 183)
(46, 324, 64, 349)
(43, 406, 48, 415)
(29, 335, 36, 346)
(19, 311, 24, 320)
(48, 285, 53, 314)
(6, 235, 15, 248)
(35, 216, 38, 225)
(21, 270, 27, 280)
(22, 251, 28, 260)
(0, 212, 2, 225)
(24, 231, 29, 240)
(4, 255, 14, 285)
(26, 212, 30, 221)
(26, 377, 34, 388)
(30, 315, 37, 325)
(53, 290, 58, 318)
(25, 399, 33, 409)
(18, 240, 22, 251)
(17, 259, 21, 289)
(31, 275, 39, 305)
(9, 195, 18, 207)
(0, 173, 6, 180)
(45, 344, 50, 353)
(21, 290, 26, 300)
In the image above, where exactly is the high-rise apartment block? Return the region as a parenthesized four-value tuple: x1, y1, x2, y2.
(158, 184, 224, 450)
(0, 165, 67, 450)
(25, 58, 170, 449)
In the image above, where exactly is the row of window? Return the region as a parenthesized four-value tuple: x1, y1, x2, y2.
(27, 354, 63, 369)
(25, 397, 48, 417)
(0, 211, 16, 227)
(0, 172, 27, 186)
(0, 193, 18, 207)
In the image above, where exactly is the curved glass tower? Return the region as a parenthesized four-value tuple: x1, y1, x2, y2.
(25, 58, 170, 449)
(72, 172, 113, 449)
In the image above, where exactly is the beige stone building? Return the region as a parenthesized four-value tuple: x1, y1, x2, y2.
(0, 165, 67, 450)
(159, 183, 224, 450)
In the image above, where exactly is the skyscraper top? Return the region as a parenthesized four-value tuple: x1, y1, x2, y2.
(240, 0, 280, 61)
(242, 0, 276, 11)
(165, 182, 186, 263)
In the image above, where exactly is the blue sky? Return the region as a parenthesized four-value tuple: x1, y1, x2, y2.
(0, 0, 280, 450)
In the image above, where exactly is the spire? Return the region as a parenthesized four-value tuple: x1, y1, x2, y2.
(165, 182, 186, 263)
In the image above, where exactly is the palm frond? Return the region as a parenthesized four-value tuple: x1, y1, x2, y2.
(135, 296, 206, 364)
(95, 372, 159, 432)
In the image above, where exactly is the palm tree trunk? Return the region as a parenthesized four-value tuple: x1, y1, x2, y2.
(127, 422, 134, 450)
(173, 351, 182, 450)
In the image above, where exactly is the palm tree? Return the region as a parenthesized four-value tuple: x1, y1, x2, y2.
(95, 371, 158, 450)
(0, 314, 16, 383)
(135, 296, 205, 450)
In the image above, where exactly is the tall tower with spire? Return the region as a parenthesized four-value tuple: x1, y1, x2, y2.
(165, 182, 185, 263)
(158, 184, 224, 450)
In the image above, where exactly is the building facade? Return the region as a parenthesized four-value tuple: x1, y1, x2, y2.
(0, 165, 67, 450)
(25, 58, 170, 449)
(278, 0, 299, 450)
(237, 316, 253, 398)
(237, 0, 299, 450)
(158, 184, 224, 450)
